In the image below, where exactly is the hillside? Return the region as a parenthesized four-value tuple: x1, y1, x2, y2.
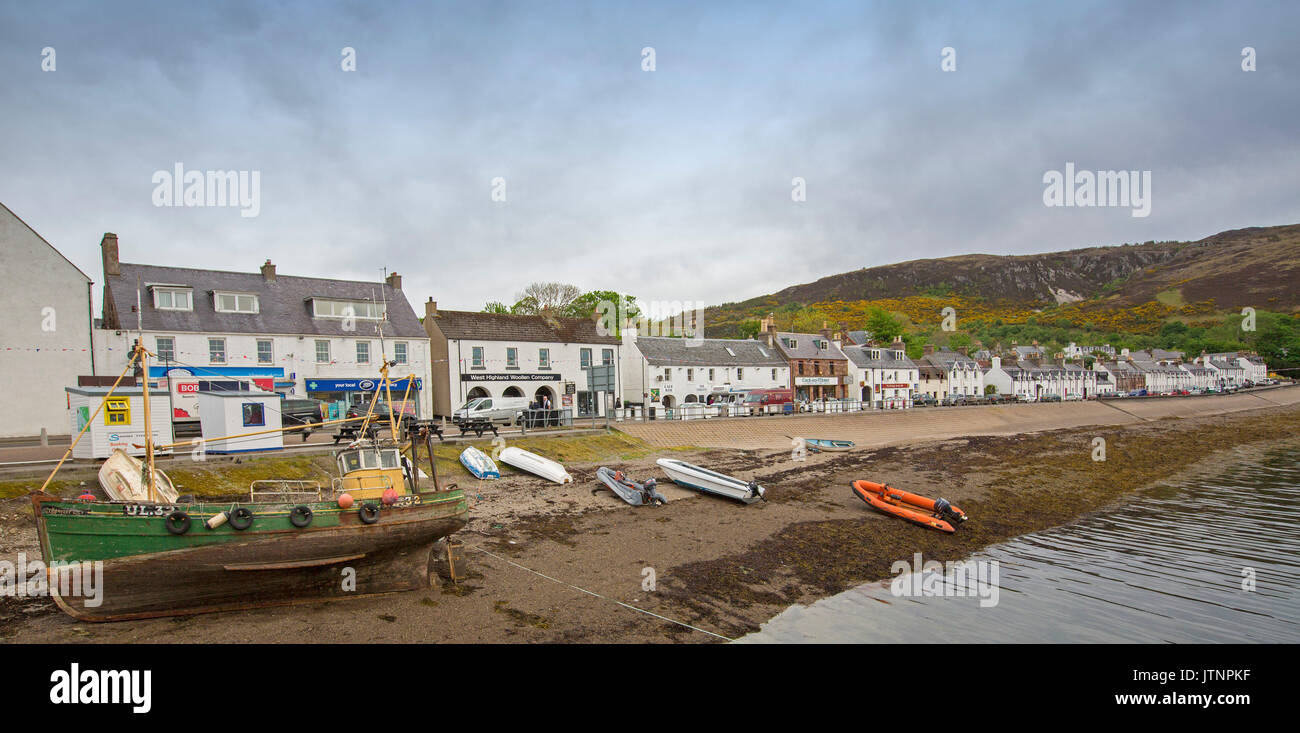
(704, 224, 1300, 339)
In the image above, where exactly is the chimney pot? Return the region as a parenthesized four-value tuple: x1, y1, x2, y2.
(101, 233, 120, 277)
(386, 271, 402, 291)
(425, 298, 438, 318)
(260, 259, 276, 282)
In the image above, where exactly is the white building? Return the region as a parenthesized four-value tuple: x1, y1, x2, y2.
(0, 203, 95, 438)
(424, 303, 621, 418)
(916, 346, 984, 399)
(95, 235, 432, 417)
(621, 334, 788, 409)
(843, 341, 918, 409)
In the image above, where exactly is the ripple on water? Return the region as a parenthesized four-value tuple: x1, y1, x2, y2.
(737, 447, 1300, 644)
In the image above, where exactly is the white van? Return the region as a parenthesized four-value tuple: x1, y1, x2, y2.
(453, 396, 529, 426)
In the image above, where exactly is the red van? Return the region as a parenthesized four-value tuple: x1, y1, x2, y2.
(743, 388, 794, 414)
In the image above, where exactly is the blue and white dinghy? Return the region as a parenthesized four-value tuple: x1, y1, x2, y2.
(656, 458, 765, 504)
(460, 446, 501, 479)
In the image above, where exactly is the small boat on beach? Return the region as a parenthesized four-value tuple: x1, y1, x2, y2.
(98, 449, 180, 503)
(802, 438, 855, 452)
(656, 458, 764, 504)
(499, 447, 572, 484)
(459, 446, 500, 479)
(851, 480, 967, 533)
(594, 467, 666, 506)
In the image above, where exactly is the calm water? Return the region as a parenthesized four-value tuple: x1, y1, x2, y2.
(739, 446, 1300, 643)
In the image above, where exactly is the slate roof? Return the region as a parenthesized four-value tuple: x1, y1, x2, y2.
(633, 337, 785, 367)
(430, 309, 619, 345)
(921, 349, 980, 370)
(103, 262, 426, 338)
(770, 332, 848, 361)
(844, 344, 916, 369)
(844, 330, 872, 345)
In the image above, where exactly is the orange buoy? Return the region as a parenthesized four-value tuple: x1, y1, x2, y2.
(381, 488, 398, 505)
(337, 492, 355, 509)
(850, 480, 967, 533)
(77, 493, 96, 502)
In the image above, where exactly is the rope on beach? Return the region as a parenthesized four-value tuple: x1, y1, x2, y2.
(466, 544, 735, 642)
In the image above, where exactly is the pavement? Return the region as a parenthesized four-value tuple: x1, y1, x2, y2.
(616, 385, 1300, 450)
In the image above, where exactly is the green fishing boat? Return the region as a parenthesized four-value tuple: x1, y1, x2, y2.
(30, 343, 467, 621)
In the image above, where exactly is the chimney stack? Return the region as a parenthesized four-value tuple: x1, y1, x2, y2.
(101, 233, 120, 277)
(425, 298, 438, 319)
(260, 259, 276, 282)
(923, 343, 935, 356)
(386, 271, 402, 291)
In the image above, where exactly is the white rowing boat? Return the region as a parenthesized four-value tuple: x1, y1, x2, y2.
(98, 448, 179, 503)
(656, 458, 764, 504)
(499, 447, 572, 484)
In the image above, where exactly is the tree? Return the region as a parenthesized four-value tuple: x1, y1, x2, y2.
(737, 319, 761, 339)
(564, 290, 641, 321)
(515, 282, 582, 314)
(482, 301, 510, 314)
(865, 308, 903, 342)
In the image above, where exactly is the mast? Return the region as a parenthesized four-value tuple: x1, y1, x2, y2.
(135, 278, 156, 501)
(377, 280, 398, 437)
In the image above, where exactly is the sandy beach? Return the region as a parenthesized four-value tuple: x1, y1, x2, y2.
(3, 389, 1299, 643)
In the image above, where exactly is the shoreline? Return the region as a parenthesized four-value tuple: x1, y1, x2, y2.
(3, 397, 1299, 643)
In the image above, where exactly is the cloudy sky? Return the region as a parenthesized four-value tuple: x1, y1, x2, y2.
(2, 0, 1297, 316)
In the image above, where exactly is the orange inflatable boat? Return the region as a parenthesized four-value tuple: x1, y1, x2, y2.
(851, 480, 967, 533)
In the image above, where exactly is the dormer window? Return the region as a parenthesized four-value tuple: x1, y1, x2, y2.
(152, 286, 192, 311)
(215, 292, 259, 314)
(313, 299, 385, 320)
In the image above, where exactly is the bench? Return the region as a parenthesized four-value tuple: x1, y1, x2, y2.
(406, 419, 445, 442)
(333, 424, 380, 445)
(456, 420, 499, 438)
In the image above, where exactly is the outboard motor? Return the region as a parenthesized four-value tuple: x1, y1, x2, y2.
(747, 481, 763, 499)
(933, 498, 965, 524)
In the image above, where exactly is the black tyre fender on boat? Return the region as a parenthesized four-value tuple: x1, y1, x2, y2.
(164, 511, 191, 535)
(358, 503, 380, 524)
(289, 505, 314, 528)
(229, 506, 254, 530)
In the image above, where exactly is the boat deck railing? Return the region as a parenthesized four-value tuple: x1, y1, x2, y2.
(249, 479, 324, 503)
(330, 474, 394, 496)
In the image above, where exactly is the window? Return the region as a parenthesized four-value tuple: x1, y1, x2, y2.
(393, 342, 407, 365)
(312, 299, 385, 320)
(471, 346, 484, 369)
(241, 402, 265, 427)
(784, 338, 797, 349)
(602, 348, 613, 366)
(771, 368, 778, 380)
(708, 368, 715, 381)
(738, 368, 745, 380)
(315, 340, 330, 363)
(725, 347, 735, 357)
(356, 341, 370, 365)
(506, 347, 518, 368)
(256, 339, 273, 364)
(214, 292, 259, 314)
(663, 369, 671, 380)
(580, 348, 592, 368)
(152, 287, 192, 311)
(209, 338, 226, 364)
(538, 348, 550, 369)
(105, 397, 130, 425)
(687, 369, 694, 381)
(155, 337, 175, 362)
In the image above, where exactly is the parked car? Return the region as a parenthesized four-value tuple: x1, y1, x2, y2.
(280, 396, 328, 428)
(452, 396, 528, 426)
(1040, 394, 1062, 402)
(914, 394, 938, 407)
(1064, 393, 1083, 401)
(1127, 389, 1148, 397)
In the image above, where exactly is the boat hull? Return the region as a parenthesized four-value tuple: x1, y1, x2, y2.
(459, 447, 500, 479)
(31, 491, 467, 621)
(655, 459, 764, 504)
(499, 447, 572, 484)
(595, 467, 665, 506)
(850, 480, 963, 533)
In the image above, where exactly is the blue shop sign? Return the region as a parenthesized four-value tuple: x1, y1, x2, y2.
(306, 377, 421, 392)
(149, 365, 285, 378)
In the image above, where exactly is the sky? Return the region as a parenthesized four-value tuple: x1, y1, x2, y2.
(2, 0, 1298, 317)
